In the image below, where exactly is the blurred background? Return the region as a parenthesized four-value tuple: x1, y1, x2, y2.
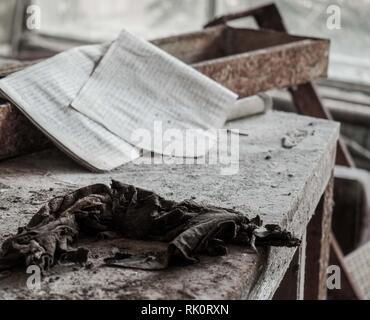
(0, 0, 370, 84)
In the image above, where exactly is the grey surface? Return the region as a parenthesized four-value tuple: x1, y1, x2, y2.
(0, 111, 339, 299)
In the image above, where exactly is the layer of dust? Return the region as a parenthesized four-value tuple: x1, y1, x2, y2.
(0, 111, 339, 299)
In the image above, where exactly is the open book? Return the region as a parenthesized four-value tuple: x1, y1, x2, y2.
(0, 30, 269, 171)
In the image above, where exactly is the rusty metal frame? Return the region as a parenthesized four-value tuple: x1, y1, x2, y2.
(273, 176, 336, 300)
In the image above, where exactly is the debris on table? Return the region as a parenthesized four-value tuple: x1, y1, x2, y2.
(282, 129, 310, 149)
(0, 181, 300, 273)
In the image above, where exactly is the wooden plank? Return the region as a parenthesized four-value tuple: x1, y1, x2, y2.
(304, 175, 334, 300)
(0, 111, 339, 299)
(297, 232, 307, 299)
(273, 177, 335, 300)
(272, 231, 307, 300)
(272, 249, 300, 300)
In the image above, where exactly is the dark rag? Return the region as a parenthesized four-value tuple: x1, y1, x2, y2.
(0, 181, 300, 272)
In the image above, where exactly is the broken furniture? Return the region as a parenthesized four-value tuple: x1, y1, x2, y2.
(0, 111, 338, 299)
(0, 3, 348, 299)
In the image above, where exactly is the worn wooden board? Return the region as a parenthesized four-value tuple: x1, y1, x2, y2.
(0, 111, 339, 299)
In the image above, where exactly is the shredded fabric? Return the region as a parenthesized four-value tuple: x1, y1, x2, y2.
(0, 181, 300, 272)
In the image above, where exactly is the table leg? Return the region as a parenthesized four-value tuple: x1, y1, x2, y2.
(272, 249, 300, 300)
(304, 175, 334, 300)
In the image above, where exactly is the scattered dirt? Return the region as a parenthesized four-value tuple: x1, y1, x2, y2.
(282, 129, 311, 149)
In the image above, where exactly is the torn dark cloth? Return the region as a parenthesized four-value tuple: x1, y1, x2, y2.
(0, 181, 300, 272)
